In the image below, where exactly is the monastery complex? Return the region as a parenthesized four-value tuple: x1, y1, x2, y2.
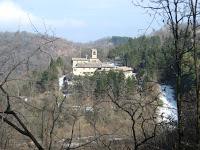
(72, 49, 134, 78)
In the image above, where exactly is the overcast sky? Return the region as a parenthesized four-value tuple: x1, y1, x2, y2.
(0, 0, 162, 42)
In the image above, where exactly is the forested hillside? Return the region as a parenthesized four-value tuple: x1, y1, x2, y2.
(109, 31, 198, 91)
(108, 36, 175, 82)
(0, 28, 199, 150)
(1, 0, 200, 149)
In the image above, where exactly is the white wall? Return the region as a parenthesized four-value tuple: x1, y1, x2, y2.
(73, 67, 97, 76)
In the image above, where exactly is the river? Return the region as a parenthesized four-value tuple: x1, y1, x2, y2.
(158, 84, 177, 122)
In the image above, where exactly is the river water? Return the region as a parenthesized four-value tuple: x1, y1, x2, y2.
(158, 84, 177, 122)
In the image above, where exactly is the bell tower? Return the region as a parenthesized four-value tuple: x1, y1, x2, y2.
(91, 49, 97, 59)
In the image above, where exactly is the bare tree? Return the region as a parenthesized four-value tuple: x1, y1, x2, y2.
(92, 71, 168, 150)
(133, 0, 195, 149)
(48, 95, 66, 150)
(0, 35, 57, 149)
(189, 0, 200, 148)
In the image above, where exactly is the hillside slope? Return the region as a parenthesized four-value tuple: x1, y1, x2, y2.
(0, 32, 130, 72)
